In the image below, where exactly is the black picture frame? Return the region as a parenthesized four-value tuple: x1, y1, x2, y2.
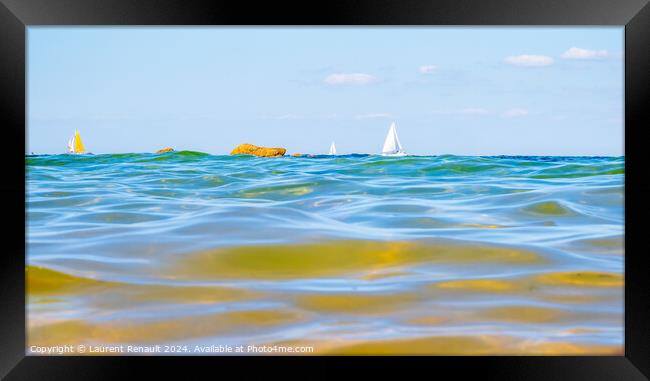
(2, 0, 648, 379)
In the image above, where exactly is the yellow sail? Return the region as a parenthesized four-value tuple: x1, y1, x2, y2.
(74, 130, 86, 153)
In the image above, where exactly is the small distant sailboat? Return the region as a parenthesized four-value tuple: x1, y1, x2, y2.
(67, 130, 86, 154)
(381, 122, 406, 156)
(329, 141, 337, 155)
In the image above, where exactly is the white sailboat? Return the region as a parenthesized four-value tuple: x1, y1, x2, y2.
(381, 122, 406, 156)
(329, 142, 337, 155)
(66, 130, 86, 154)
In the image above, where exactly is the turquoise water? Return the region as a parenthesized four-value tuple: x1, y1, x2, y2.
(26, 153, 624, 354)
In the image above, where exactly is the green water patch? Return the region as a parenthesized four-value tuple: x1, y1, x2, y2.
(602, 168, 625, 175)
(27, 266, 261, 303)
(27, 266, 116, 295)
(562, 236, 624, 256)
(585, 186, 624, 196)
(359, 157, 428, 167)
(536, 271, 623, 288)
(26, 156, 76, 167)
(421, 163, 506, 174)
(164, 240, 545, 280)
(170, 150, 210, 157)
(142, 174, 225, 187)
(28, 195, 104, 209)
(523, 201, 575, 216)
(74, 211, 168, 224)
(239, 182, 316, 198)
(42, 191, 74, 198)
(144, 150, 208, 157)
(200, 175, 226, 187)
(530, 164, 624, 179)
(367, 203, 434, 214)
(389, 217, 454, 229)
(388, 186, 453, 196)
(133, 150, 210, 163)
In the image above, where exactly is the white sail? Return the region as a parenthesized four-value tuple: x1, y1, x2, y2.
(329, 142, 337, 155)
(67, 134, 75, 153)
(381, 122, 405, 156)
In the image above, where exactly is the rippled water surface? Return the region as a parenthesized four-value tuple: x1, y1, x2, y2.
(27, 153, 624, 354)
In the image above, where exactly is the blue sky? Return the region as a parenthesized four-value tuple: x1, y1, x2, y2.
(27, 27, 623, 155)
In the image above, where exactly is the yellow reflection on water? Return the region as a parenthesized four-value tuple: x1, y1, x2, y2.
(536, 271, 623, 287)
(165, 240, 543, 280)
(294, 292, 420, 315)
(29, 309, 304, 347)
(27, 266, 114, 295)
(477, 306, 564, 323)
(316, 335, 621, 355)
(524, 201, 573, 216)
(26, 239, 622, 355)
(27, 266, 261, 306)
(436, 279, 518, 292)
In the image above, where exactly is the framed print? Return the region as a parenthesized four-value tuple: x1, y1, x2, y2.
(1, 0, 649, 379)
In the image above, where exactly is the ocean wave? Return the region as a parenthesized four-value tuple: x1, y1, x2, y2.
(27, 154, 624, 246)
(26, 154, 624, 352)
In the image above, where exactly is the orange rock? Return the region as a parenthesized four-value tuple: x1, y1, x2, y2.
(230, 143, 286, 157)
(156, 147, 174, 153)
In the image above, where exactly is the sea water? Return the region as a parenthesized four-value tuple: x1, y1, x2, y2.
(26, 153, 624, 354)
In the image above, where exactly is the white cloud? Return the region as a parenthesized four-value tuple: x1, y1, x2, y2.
(461, 108, 490, 115)
(324, 73, 378, 85)
(431, 108, 491, 116)
(418, 65, 438, 74)
(261, 113, 303, 120)
(355, 113, 393, 120)
(561, 47, 609, 59)
(277, 114, 303, 120)
(502, 108, 529, 118)
(504, 55, 554, 66)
